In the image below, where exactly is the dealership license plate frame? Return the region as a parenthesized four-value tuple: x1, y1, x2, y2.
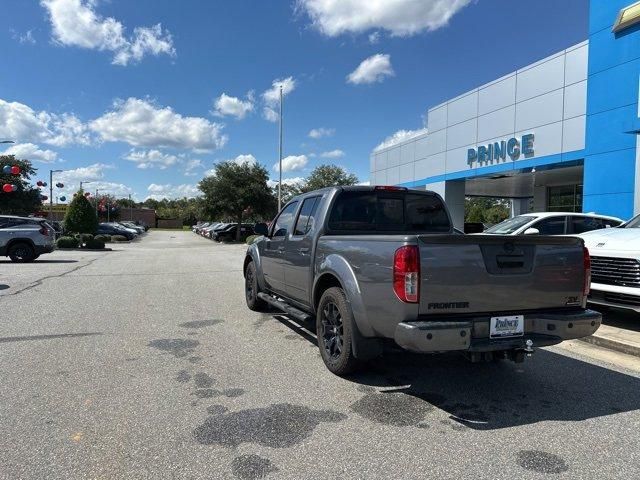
(490, 315, 524, 338)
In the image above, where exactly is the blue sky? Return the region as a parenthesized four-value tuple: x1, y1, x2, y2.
(1, 0, 589, 201)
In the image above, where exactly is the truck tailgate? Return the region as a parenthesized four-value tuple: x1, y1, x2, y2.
(418, 235, 586, 315)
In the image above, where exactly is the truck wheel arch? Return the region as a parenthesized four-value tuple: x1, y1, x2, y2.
(6, 238, 36, 253)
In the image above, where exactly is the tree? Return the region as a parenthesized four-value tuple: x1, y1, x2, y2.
(464, 197, 510, 225)
(301, 164, 358, 192)
(199, 162, 276, 240)
(272, 181, 303, 204)
(0, 156, 42, 215)
(93, 194, 121, 221)
(64, 189, 98, 234)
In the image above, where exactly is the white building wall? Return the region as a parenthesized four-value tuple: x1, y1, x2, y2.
(370, 41, 589, 188)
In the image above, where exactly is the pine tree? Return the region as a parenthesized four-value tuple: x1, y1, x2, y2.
(64, 190, 98, 234)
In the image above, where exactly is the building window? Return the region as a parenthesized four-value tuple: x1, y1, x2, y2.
(547, 185, 583, 213)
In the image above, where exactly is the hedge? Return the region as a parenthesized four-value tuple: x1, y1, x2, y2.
(111, 235, 129, 242)
(84, 238, 106, 249)
(57, 236, 79, 248)
(94, 234, 111, 243)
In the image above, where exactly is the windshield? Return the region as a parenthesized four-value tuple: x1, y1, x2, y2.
(624, 214, 640, 228)
(484, 215, 536, 234)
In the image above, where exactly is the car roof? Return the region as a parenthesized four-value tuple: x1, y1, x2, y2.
(0, 215, 46, 221)
(516, 212, 623, 221)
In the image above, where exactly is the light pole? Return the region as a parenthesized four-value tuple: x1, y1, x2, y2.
(278, 85, 283, 211)
(49, 169, 63, 219)
(95, 189, 100, 218)
(0, 140, 15, 144)
(129, 193, 133, 221)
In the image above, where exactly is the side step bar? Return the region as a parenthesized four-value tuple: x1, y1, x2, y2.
(257, 293, 313, 323)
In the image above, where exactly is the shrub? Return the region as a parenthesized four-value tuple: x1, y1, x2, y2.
(111, 235, 128, 242)
(57, 236, 79, 249)
(64, 190, 98, 234)
(245, 235, 262, 245)
(94, 234, 111, 243)
(84, 238, 105, 249)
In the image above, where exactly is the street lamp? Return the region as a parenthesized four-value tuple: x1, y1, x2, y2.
(0, 140, 15, 144)
(49, 169, 63, 218)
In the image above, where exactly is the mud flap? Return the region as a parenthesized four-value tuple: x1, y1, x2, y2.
(350, 316, 383, 361)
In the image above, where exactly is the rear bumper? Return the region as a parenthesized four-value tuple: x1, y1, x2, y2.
(394, 309, 602, 353)
(35, 244, 55, 255)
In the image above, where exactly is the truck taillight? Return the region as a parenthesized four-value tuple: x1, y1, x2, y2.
(583, 246, 591, 297)
(394, 245, 420, 303)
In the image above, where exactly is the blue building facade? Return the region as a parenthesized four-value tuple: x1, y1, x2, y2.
(370, 0, 640, 228)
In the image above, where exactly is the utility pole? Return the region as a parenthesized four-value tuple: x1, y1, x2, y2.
(278, 85, 283, 211)
(49, 169, 62, 219)
(95, 189, 100, 218)
(129, 194, 133, 221)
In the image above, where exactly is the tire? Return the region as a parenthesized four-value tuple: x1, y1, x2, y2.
(245, 261, 267, 311)
(8, 242, 36, 263)
(316, 287, 359, 376)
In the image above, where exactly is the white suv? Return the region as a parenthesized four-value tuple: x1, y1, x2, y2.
(482, 212, 623, 236)
(0, 215, 56, 262)
(580, 214, 640, 312)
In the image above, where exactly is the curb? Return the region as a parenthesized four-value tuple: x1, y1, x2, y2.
(579, 327, 640, 358)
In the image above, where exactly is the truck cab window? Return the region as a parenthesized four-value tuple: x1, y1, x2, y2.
(294, 197, 320, 236)
(272, 201, 298, 237)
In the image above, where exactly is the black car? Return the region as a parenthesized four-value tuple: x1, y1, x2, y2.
(96, 223, 136, 240)
(215, 223, 254, 242)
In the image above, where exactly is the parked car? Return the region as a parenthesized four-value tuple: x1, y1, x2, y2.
(244, 186, 601, 375)
(0, 215, 56, 262)
(118, 221, 145, 234)
(104, 222, 138, 237)
(202, 223, 227, 238)
(96, 223, 136, 241)
(215, 223, 254, 242)
(579, 214, 640, 312)
(482, 212, 622, 236)
(194, 222, 210, 234)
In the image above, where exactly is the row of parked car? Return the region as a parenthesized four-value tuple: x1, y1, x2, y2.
(193, 221, 255, 242)
(0, 215, 149, 262)
(96, 221, 148, 241)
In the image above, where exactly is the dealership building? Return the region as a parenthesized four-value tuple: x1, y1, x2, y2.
(370, 0, 640, 228)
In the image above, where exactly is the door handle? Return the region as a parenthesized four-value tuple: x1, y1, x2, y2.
(277, 246, 285, 253)
(298, 247, 309, 254)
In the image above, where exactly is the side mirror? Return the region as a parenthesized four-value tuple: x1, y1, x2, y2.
(254, 222, 269, 236)
(523, 227, 540, 235)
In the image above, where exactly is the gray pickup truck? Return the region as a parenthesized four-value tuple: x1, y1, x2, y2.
(244, 186, 601, 375)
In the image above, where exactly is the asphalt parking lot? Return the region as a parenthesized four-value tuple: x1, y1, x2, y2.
(1, 231, 639, 479)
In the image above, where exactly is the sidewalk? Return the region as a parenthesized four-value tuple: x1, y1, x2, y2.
(580, 324, 640, 358)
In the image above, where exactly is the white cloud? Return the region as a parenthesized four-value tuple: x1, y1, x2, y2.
(11, 29, 36, 45)
(184, 158, 203, 176)
(347, 54, 394, 85)
(90, 98, 227, 152)
(0, 98, 91, 147)
(297, 0, 472, 37)
(308, 127, 335, 139)
(204, 168, 217, 178)
(123, 149, 178, 169)
(50, 163, 130, 200)
(262, 77, 296, 122)
(358, 180, 371, 186)
(41, 0, 175, 66)
(273, 154, 308, 173)
(267, 177, 305, 188)
(146, 183, 201, 200)
(213, 92, 254, 119)
(368, 31, 380, 44)
(374, 128, 428, 151)
(2, 143, 57, 163)
(320, 149, 345, 159)
(231, 154, 257, 166)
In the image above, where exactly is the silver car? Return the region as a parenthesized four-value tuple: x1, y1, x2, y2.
(0, 215, 56, 262)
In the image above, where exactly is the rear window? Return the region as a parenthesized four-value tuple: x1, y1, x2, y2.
(327, 191, 450, 233)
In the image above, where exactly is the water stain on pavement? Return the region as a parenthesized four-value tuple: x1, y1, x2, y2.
(194, 389, 217, 398)
(193, 403, 346, 448)
(231, 454, 278, 480)
(516, 450, 569, 474)
(147, 339, 199, 358)
(349, 392, 435, 427)
(188, 356, 202, 363)
(222, 388, 245, 398)
(193, 373, 215, 389)
(179, 319, 223, 329)
(176, 370, 191, 383)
